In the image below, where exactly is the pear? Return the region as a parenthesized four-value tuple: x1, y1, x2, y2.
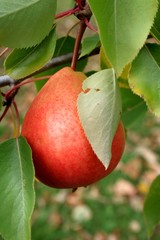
(22, 67, 125, 188)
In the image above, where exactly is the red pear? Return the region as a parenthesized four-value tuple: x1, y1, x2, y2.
(22, 67, 125, 188)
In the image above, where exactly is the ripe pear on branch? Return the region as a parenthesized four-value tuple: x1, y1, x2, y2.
(22, 67, 125, 189)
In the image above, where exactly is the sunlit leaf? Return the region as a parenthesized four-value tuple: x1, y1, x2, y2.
(129, 44, 160, 116)
(144, 175, 160, 237)
(0, 0, 57, 48)
(88, 0, 158, 76)
(78, 69, 122, 168)
(0, 137, 35, 240)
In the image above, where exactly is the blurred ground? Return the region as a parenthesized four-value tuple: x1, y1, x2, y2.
(0, 1, 160, 239)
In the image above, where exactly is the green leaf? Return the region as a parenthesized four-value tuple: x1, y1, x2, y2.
(0, 137, 35, 240)
(0, 0, 57, 48)
(4, 28, 56, 79)
(34, 36, 88, 91)
(77, 69, 122, 168)
(144, 175, 160, 237)
(129, 44, 160, 116)
(88, 0, 158, 76)
(79, 34, 100, 58)
(151, 0, 160, 42)
(121, 87, 147, 128)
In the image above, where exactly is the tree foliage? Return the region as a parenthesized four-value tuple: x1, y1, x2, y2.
(0, 0, 160, 239)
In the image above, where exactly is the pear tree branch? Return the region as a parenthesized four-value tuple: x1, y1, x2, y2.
(0, 47, 100, 88)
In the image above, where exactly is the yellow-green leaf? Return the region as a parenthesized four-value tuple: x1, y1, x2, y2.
(129, 44, 160, 116)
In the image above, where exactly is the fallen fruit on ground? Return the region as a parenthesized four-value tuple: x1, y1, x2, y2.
(22, 67, 125, 189)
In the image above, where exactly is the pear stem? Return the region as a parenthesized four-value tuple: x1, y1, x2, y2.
(55, 6, 79, 20)
(76, 0, 85, 9)
(0, 105, 10, 122)
(71, 20, 86, 71)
